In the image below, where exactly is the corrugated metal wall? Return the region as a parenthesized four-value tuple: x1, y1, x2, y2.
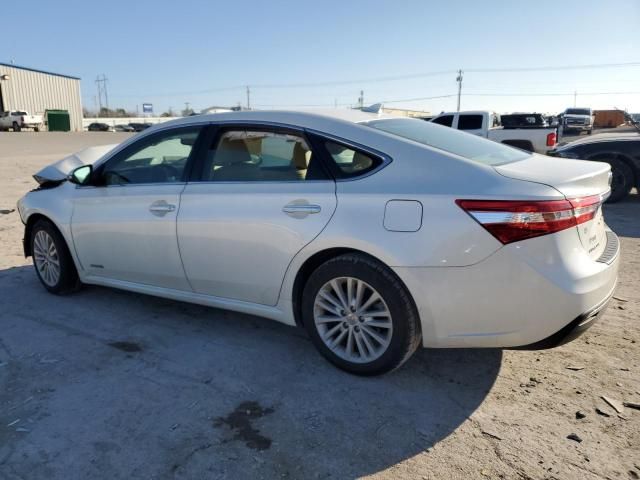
(0, 64, 83, 131)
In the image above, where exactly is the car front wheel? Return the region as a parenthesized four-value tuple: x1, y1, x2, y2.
(31, 219, 80, 294)
(302, 253, 421, 375)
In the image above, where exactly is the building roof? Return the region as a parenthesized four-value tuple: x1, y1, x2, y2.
(0, 62, 80, 80)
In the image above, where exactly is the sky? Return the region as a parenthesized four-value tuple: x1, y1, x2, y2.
(2, 0, 639, 115)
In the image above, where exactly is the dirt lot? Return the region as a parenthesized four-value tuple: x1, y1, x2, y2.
(0, 132, 638, 480)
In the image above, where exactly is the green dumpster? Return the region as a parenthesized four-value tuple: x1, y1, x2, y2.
(46, 110, 71, 132)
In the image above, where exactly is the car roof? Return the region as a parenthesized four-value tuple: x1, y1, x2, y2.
(157, 109, 392, 130)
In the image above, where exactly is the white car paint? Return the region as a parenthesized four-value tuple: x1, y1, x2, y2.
(18, 110, 619, 352)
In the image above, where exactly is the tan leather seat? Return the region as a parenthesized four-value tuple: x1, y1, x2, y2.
(212, 137, 259, 181)
(292, 142, 310, 180)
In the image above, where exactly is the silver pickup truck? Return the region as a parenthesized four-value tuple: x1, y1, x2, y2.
(430, 110, 558, 154)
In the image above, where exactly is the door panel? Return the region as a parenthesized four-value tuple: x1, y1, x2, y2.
(178, 181, 336, 305)
(71, 185, 191, 290)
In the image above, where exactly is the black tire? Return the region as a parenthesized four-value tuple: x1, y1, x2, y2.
(588, 129, 593, 135)
(301, 253, 421, 375)
(597, 157, 634, 203)
(30, 219, 80, 294)
(12, 122, 21, 132)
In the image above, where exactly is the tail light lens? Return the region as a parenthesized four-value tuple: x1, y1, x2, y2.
(456, 195, 604, 244)
(546, 131, 557, 147)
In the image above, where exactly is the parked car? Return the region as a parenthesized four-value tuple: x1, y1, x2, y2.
(18, 111, 618, 375)
(430, 110, 557, 153)
(0, 110, 43, 131)
(549, 132, 640, 202)
(114, 124, 135, 132)
(562, 107, 594, 134)
(87, 123, 113, 132)
(128, 122, 152, 132)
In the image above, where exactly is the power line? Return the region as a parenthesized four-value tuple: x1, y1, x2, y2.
(465, 90, 640, 96)
(466, 61, 640, 73)
(107, 61, 640, 99)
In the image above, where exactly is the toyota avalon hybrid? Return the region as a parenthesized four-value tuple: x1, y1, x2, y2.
(17, 111, 619, 375)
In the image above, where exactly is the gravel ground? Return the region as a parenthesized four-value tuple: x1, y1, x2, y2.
(0, 132, 638, 480)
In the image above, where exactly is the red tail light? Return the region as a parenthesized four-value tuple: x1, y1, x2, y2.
(546, 131, 557, 147)
(456, 195, 604, 244)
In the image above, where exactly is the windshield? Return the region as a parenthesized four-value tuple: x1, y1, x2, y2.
(365, 118, 530, 165)
(565, 109, 591, 115)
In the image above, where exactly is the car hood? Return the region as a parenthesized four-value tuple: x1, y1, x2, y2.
(33, 144, 118, 184)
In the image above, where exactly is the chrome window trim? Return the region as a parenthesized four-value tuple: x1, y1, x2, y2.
(305, 128, 393, 182)
(90, 119, 392, 186)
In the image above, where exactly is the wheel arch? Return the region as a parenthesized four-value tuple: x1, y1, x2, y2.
(500, 139, 535, 152)
(587, 151, 638, 186)
(23, 213, 68, 258)
(290, 247, 417, 328)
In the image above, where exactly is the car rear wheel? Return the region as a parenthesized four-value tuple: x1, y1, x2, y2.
(302, 253, 421, 375)
(31, 219, 80, 294)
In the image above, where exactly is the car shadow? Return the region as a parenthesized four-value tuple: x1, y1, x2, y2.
(603, 190, 640, 239)
(0, 265, 500, 479)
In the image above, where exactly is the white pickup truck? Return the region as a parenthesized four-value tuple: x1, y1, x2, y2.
(0, 110, 43, 132)
(430, 110, 557, 154)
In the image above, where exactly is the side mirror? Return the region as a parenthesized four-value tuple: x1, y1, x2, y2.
(68, 165, 93, 186)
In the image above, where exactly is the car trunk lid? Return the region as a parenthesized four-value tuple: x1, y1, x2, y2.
(494, 155, 611, 259)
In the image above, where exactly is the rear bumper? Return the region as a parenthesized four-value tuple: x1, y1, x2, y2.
(393, 228, 620, 348)
(511, 288, 612, 349)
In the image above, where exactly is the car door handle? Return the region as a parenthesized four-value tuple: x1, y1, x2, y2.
(282, 203, 321, 216)
(149, 201, 176, 216)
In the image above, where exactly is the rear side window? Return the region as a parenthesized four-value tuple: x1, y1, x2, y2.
(432, 115, 454, 127)
(323, 141, 380, 178)
(457, 114, 483, 130)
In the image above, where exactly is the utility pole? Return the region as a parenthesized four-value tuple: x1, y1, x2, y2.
(184, 102, 191, 114)
(246, 86, 251, 110)
(95, 74, 109, 111)
(95, 76, 103, 111)
(103, 74, 109, 109)
(359, 90, 364, 108)
(456, 69, 463, 112)
(574, 90, 577, 107)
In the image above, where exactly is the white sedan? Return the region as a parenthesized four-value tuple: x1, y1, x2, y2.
(17, 111, 619, 375)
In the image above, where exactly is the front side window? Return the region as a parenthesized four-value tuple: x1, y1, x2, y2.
(101, 127, 201, 185)
(457, 114, 483, 130)
(432, 115, 454, 127)
(203, 130, 326, 181)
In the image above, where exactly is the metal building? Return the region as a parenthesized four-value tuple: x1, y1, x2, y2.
(0, 62, 83, 131)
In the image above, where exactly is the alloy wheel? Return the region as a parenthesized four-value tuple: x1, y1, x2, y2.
(33, 230, 61, 287)
(313, 277, 393, 363)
